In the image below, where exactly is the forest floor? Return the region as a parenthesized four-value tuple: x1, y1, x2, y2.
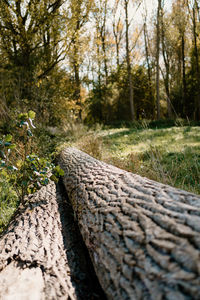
(65, 124, 200, 196)
(1, 123, 200, 233)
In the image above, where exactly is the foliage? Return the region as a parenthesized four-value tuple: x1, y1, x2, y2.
(86, 65, 155, 124)
(0, 173, 18, 234)
(0, 0, 67, 128)
(0, 111, 63, 206)
(1, 1, 200, 128)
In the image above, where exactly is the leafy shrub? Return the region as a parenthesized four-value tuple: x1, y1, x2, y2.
(0, 111, 64, 205)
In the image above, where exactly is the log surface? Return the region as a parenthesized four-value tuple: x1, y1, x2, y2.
(59, 147, 200, 300)
(0, 182, 106, 300)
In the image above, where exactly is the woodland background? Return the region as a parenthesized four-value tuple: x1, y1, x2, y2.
(1, 0, 200, 128)
(1, 0, 200, 232)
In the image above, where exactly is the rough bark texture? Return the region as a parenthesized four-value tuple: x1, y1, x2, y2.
(0, 182, 106, 300)
(59, 147, 200, 300)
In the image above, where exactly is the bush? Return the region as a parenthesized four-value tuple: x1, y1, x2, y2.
(0, 111, 64, 206)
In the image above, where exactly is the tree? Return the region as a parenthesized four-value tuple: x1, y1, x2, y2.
(156, 0, 162, 119)
(143, 4, 155, 118)
(112, 0, 124, 69)
(124, 0, 135, 121)
(93, 0, 109, 85)
(0, 0, 65, 120)
(160, 3, 173, 118)
(172, 0, 188, 116)
(65, 0, 93, 121)
(186, 0, 200, 119)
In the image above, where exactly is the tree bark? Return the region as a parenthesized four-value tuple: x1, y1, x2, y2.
(59, 147, 200, 300)
(0, 182, 106, 300)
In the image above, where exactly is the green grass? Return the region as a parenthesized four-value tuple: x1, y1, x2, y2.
(70, 125, 200, 195)
(0, 175, 18, 234)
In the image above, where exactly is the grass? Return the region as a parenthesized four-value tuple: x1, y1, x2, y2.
(1, 122, 200, 233)
(69, 125, 200, 195)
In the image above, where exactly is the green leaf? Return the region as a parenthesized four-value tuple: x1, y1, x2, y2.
(4, 142, 11, 147)
(9, 144, 16, 149)
(5, 134, 12, 142)
(27, 155, 36, 161)
(0, 150, 6, 159)
(40, 171, 47, 175)
(28, 110, 36, 120)
(7, 165, 18, 171)
(0, 160, 6, 167)
(43, 178, 49, 185)
(50, 174, 58, 183)
(53, 166, 64, 176)
(7, 166, 14, 170)
(18, 113, 28, 121)
(58, 168, 64, 176)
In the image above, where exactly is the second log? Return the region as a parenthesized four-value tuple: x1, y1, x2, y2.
(59, 147, 200, 300)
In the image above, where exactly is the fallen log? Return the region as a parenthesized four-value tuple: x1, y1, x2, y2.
(59, 147, 200, 300)
(0, 182, 106, 300)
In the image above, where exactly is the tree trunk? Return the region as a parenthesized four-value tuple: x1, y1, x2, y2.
(116, 39, 120, 69)
(181, 33, 187, 116)
(143, 21, 154, 118)
(160, 5, 172, 119)
(166, 88, 172, 118)
(0, 182, 106, 300)
(124, 0, 135, 121)
(59, 147, 200, 300)
(192, 3, 200, 120)
(73, 48, 82, 121)
(156, 0, 161, 120)
(101, 14, 108, 85)
(112, 4, 123, 70)
(72, 18, 82, 121)
(113, 25, 120, 69)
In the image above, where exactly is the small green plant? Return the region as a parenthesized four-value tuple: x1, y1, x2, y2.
(0, 111, 64, 205)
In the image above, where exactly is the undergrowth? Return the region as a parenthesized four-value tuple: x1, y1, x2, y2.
(0, 113, 64, 234)
(0, 175, 18, 233)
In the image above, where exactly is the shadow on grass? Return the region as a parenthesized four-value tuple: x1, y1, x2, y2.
(102, 126, 200, 152)
(103, 127, 174, 147)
